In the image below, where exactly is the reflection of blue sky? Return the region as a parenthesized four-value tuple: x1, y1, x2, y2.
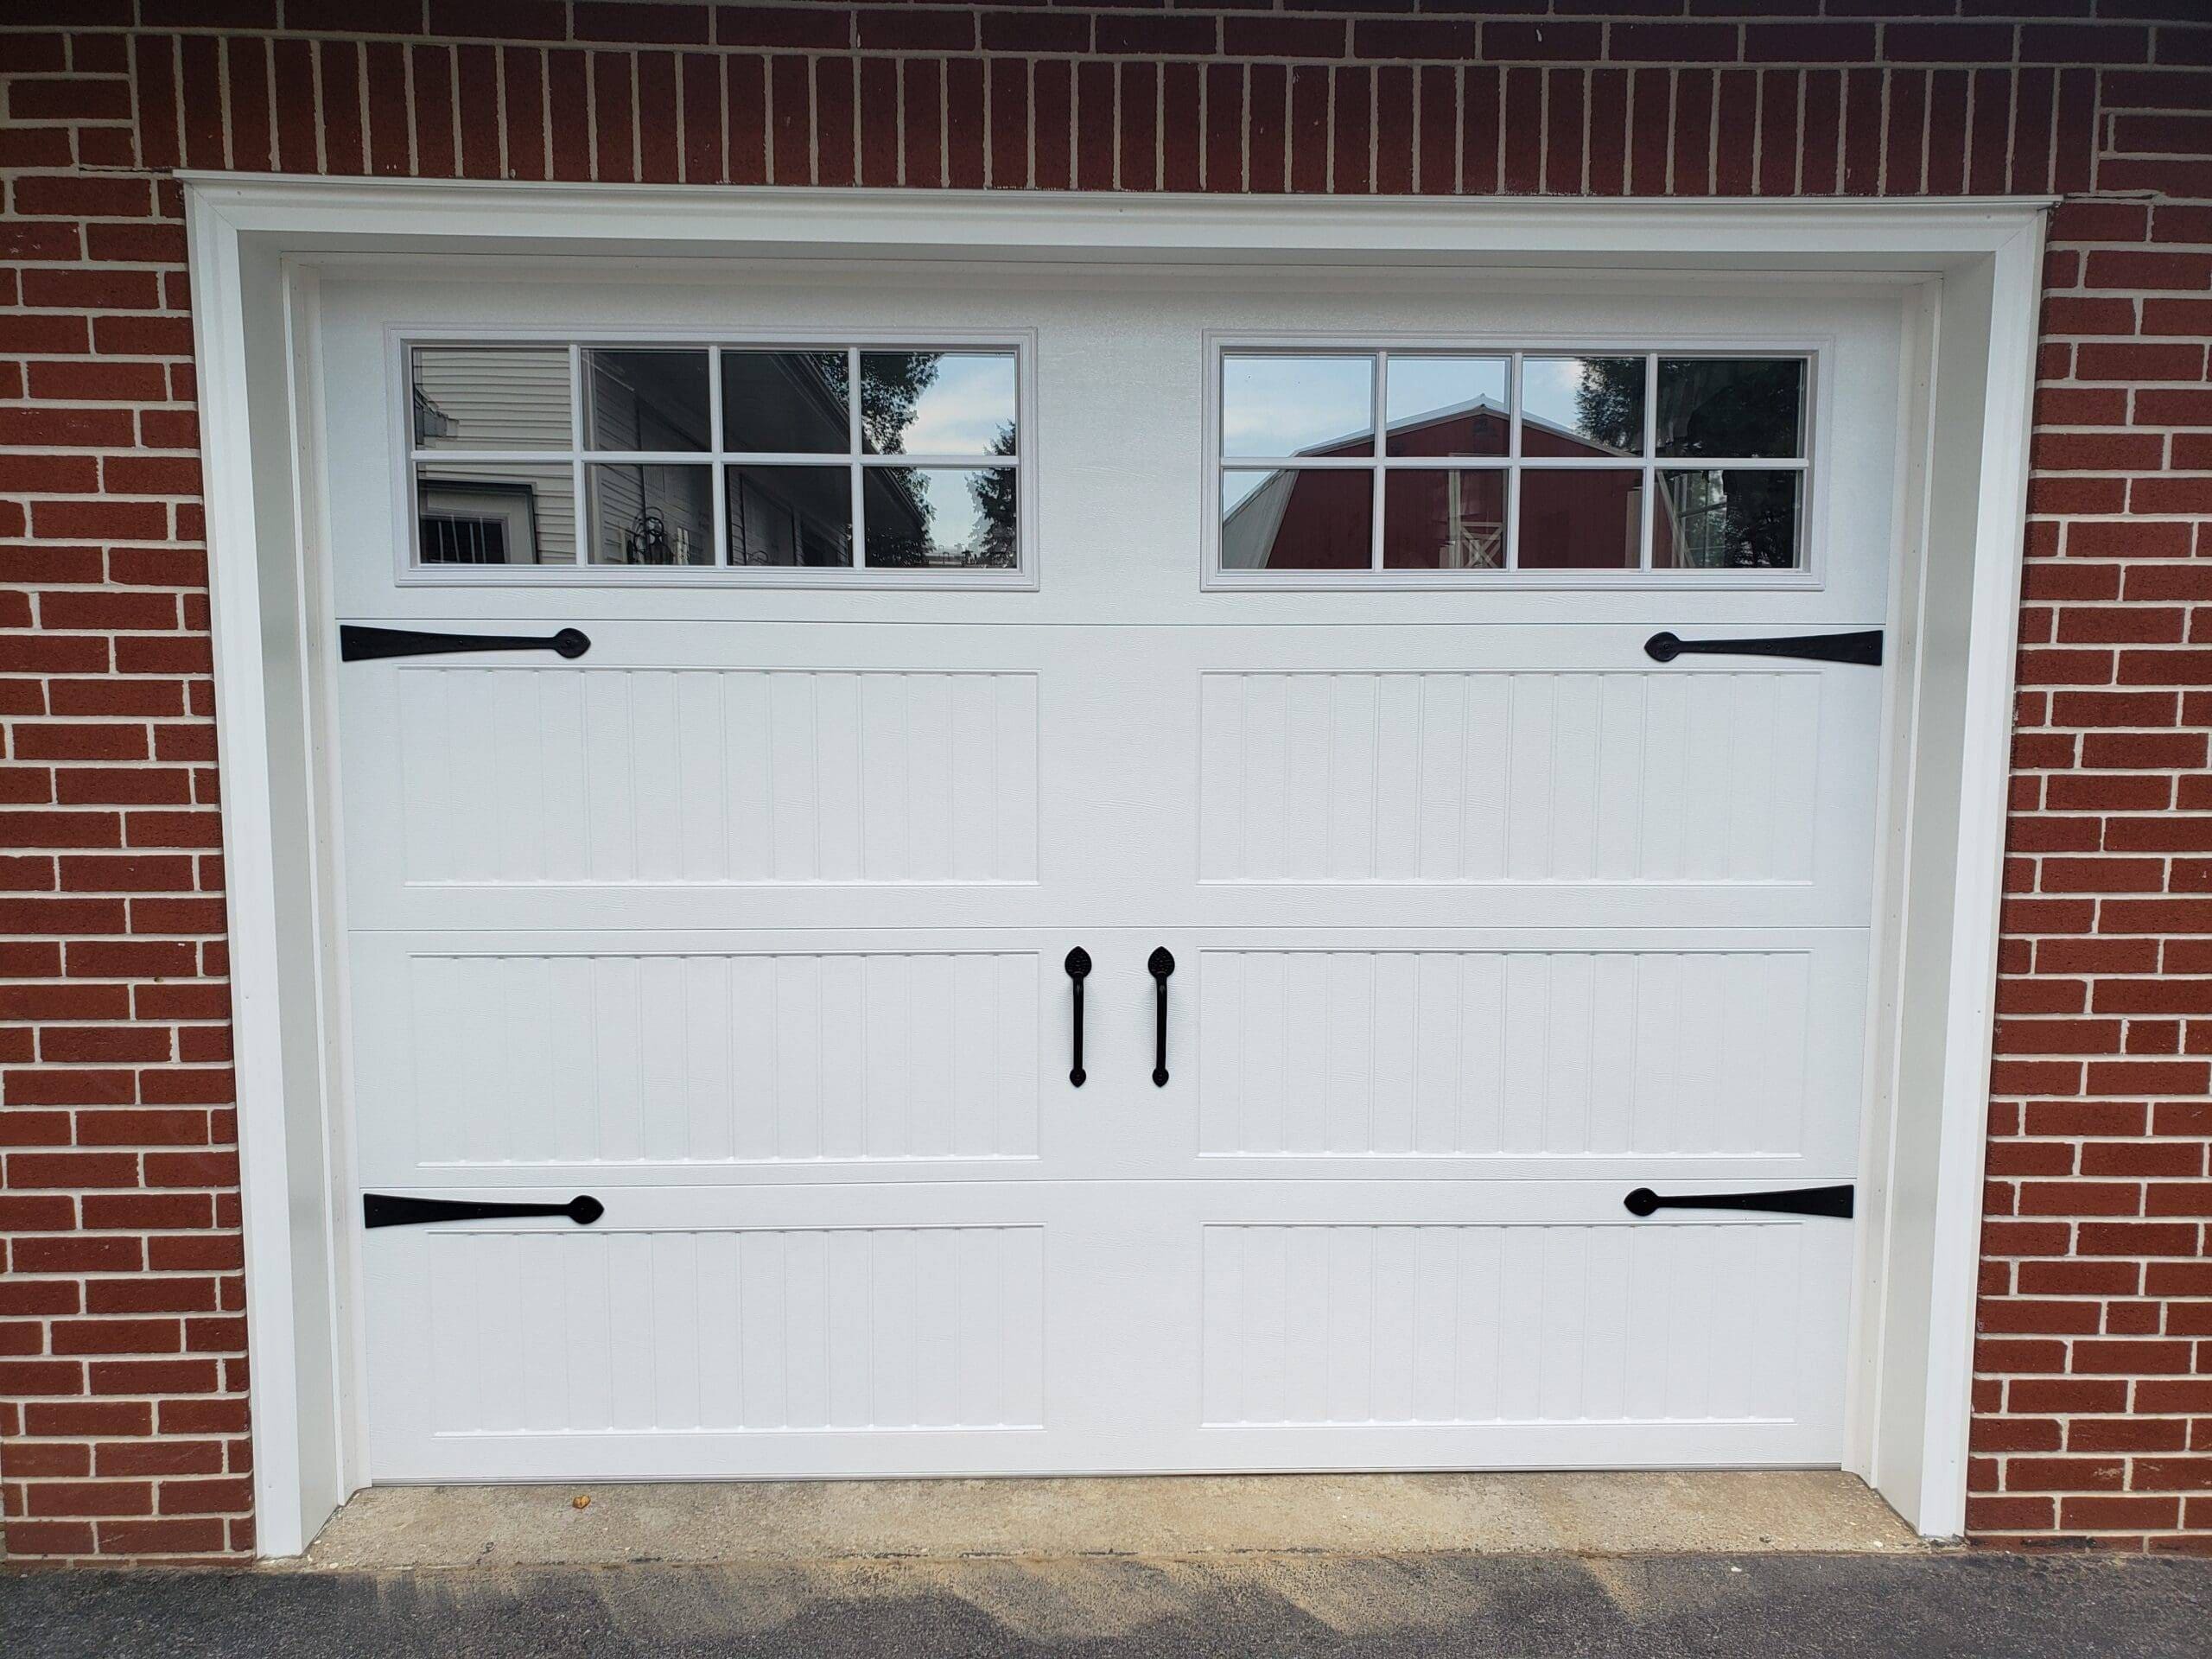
(1522, 356, 1638, 442)
(1386, 357, 1506, 429)
(904, 467, 990, 548)
(1224, 357, 1372, 456)
(877, 353, 1017, 454)
(1222, 470, 1274, 514)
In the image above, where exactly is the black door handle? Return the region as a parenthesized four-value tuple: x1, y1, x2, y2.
(1065, 947, 1091, 1088)
(340, 624, 592, 663)
(1623, 1185, 1853, 1219)
(364, 1193, 605, 1229)
(1643, 629, 1881, 666)
(1148, 947, 1175, 1087)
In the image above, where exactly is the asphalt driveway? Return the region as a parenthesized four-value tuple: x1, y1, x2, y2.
(5, 1550, 2211, 1658)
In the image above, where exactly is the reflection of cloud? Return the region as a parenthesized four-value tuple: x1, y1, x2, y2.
(1224, 359, 1372, 457)
(912, 470, 982, 544)
(1385, 359, 1506, 427)
(1519, 358, 1590, 430)
(898, 357, 1016, 454)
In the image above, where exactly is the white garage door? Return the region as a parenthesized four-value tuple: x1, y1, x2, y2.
(321, 264, 1900, 1482)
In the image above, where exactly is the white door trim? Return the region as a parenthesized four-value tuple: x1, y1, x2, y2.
(182, 178, 2044, 1555)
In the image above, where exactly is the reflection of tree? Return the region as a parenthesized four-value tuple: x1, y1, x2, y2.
(865, 467, 932, 566)
(1657, 360, 1798, 458)
(1670, 472, 1797, 568)
(1660, 359, 1802, 568)
(861, 353, 941, 454)
(1573, 359, 1645, 454)
(1576, 358, 1802, 569)
(968, 423, 1018, 567)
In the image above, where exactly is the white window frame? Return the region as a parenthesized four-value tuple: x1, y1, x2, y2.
(388, 326, 1039, 591)
(1202, 333, 1831, 592)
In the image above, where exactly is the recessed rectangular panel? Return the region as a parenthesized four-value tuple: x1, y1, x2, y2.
(1198, 671, 1819, 884)
(394, 666, 1038, 884)
(379, 950, 1039, 1168)
(1200, 1222, 1807, 1427)
(1198, 949, 1813, 1157)
(422, 1225, 1045, 1433)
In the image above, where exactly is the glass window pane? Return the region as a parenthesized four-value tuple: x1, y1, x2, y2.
(582, 348, 711, 452)
(862, 466, 1018, 568)
(410, 347, 571, 453)
(722, 350, 849, 455)
(1385, 357, 1509, 458)
(728, 464, 853, 567)
(1220, 468, 1373, 570)
(415, 461, 575, 565)
(1517, 468, 1643, 569)
(1382, 469, 1506, 569)
(1657, 358, 1806, 460)
(1521, 355, 1646, 458)
(1222, 355, 1375, 459)
(1656, 469, 1802, 569)
(586, 463, 714, 565)
(859, 352, 1017, 457)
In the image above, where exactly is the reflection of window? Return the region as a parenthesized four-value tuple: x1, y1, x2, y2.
(413, 462, 575, 565)
(417, 480, 533, 564)
(405, 341, 1023, 579)
(1216, 348, 1808, 577)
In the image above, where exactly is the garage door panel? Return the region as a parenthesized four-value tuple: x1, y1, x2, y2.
(372, 1223, 1046, 1441)
(353, 937, 1044, 1179)
(363, 1180, 1849, 1476)
(370, 661, 1038, 888)
(1193, 934, 1866, 1163)
(1198, 666, 1825, 887)
(1198, 1219, 1822, 1428)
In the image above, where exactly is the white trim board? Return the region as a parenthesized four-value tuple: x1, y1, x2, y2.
(181, 179, 2044, 1555)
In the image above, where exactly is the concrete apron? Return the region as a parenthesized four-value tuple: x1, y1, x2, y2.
(302, 1471, 1923, 1570)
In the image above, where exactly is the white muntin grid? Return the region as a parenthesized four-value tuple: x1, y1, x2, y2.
(402, 339, 1026, 582)
(1214, 346, 1815, 577)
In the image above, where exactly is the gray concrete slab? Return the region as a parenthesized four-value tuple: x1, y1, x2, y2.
(6, 1552, 2210, 1658)
(305, 1471, 1921, 1568)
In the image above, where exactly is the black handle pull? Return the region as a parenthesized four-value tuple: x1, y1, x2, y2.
(1623, 1185, 1853, 1220)
(1148, 947, 1175, 1087)
(363, 1193, 605, 1230)
(340, 624, 592, 663)
(1643, 629, 1881, 666)
(1065, 947, 1091, 1088)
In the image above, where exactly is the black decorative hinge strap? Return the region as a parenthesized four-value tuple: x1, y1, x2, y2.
(340, 625, 592, 663)
(363, 1193, 605, 1230)
(1644, 630, 1882, 666)
(1624, 1185, 1853, 1220)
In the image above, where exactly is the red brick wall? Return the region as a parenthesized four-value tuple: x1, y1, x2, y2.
(0, 1, 2207, 1563)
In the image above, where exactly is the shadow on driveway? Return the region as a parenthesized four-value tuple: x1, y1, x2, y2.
(5, 1550, 2210, 1658)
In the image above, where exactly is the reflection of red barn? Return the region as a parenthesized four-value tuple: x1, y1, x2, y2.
(1224, 399, 1677, 571)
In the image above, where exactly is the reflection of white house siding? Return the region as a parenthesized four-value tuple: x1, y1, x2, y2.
(1221, 471, 1297, 570)
(413, 349, 573, 450)
(584, 357, 713, 564)
(588, 464, 712, 565)
(413, 350, 576, 563)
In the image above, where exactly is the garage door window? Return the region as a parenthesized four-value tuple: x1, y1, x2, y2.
(405, 342, 1025, 582)
(1214, 348, 1810, 581)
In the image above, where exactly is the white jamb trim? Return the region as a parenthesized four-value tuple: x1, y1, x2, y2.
(182, 178, 2046, 1555)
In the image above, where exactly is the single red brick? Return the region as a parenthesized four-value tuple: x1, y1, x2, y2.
(94, 1516, 229, 1555)
(2003, 1455, 2129, 1492)
(2059, 1495, 2183, 1530)
(157, 1476, 254, 1515)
